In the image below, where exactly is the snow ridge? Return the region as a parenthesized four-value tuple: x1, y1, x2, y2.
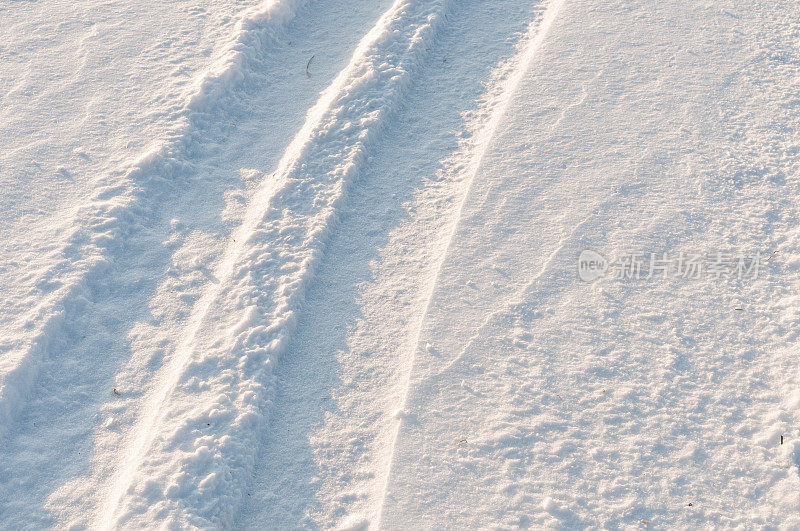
(98, 0, 455, 527)
(0, 0, 307, 439)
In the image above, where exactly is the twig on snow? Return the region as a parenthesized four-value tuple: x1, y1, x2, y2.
(306, 55, 315, 78)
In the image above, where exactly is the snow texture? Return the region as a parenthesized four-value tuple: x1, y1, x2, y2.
(2, 0, 800, 528)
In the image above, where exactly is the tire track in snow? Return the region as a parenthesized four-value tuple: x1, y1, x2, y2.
(1, 2, 396, 527)
(0, 0, 309, 441)
(98, 0, 457, 527)
(235, 0, 556, 526)
(373, 0, 567, 525)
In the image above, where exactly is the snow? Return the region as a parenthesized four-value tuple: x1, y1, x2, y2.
(2, 0, 800, 528)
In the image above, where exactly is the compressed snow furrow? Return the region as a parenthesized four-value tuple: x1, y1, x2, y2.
(0, 0, 308, 440)
(374, 0, 567, 524)
(99, 0, 455, 527)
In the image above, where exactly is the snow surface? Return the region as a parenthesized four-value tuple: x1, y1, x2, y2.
(2, 0, 800, 528)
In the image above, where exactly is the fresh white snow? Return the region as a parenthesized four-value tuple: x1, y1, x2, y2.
(2, 0, 800, 528)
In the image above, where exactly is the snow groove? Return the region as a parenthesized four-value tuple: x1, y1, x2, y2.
(0, 0, 308, 440)
(374, 0, 567, 524)
(98, 0, 456, 526)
